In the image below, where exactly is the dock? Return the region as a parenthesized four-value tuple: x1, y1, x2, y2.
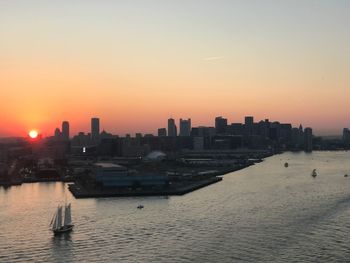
(68, 176, 222, 198)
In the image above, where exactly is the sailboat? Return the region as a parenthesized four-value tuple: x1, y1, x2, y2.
(50, 203, 74, 234)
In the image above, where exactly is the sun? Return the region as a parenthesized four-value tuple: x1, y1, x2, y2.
(29, 130, 39, 139)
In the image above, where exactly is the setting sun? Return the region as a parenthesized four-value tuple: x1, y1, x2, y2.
(29, 130, 38, 139)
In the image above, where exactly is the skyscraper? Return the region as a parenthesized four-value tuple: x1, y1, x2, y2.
(244, 116, 254, 126)
(343, 128, 350, 142)
(298, 124, 304, 147)
(244, 116, 254, 136)
(168, 118, 177, 137)
(54, 128, 61, 139)
(215, 116, 227, 134)
(91, 117, 100, 142)
(62, 121, 70, 140)
(304, 127, 313, 152)
(179, 118, 191, 136)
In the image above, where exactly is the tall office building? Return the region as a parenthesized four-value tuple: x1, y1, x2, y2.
(343, 128, 350, 143)
(244, 116, 254, 136)
(91, 117, 100, 142)
(179, 118, 191, 136)
(62, 121, 70, 140)
(244, 116, 254, 126)
(298, 124, 304, 147)
(291, 127, 300, 148)
(54, 128, 61, 139)
(215, 116, 227, 134)
(168, 118, 177, 137)
(304, 127, 313, 152)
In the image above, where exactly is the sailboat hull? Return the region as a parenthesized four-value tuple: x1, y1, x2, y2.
(53, 224, 74, 235)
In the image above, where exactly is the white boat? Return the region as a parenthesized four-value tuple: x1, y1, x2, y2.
(311, 169, 317, 178)
(50, 203, 74, 234)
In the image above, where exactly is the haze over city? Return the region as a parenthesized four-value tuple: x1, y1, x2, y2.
(1, 0, 350, 137)
(3, 1, 350, 263)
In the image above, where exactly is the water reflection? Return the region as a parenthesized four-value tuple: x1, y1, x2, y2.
(50, 232, 73, 262)
(2, 152, 350, 262)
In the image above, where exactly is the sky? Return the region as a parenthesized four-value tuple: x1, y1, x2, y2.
(1, 0, 350, 137)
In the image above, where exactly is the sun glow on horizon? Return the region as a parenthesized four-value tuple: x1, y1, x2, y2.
(29, 130, 38, 139)
(1, 1, 350, 137)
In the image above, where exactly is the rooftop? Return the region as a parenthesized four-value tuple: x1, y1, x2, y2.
(93, 162, 125, 169)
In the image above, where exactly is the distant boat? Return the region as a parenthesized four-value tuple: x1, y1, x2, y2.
(284, 162, 289, 168)
(50, 203, 74, 234)
(137, 205, 144, 209)
(311, 169, 317, 178)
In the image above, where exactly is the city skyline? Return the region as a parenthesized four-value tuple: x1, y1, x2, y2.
(1, 2, 350, 262)
(0, 113, 346, 138)
(1, 1, 350, 137)
(31, 115, 315, 139)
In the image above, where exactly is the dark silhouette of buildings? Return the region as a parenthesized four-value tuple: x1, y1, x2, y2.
(158, 128, 167, 137)
(343, 128, 350, 143)
(304, 127, 313, 152)
(191, 126, 215, 137)
(244, 116, 254, 136)
(215, 116, 227, 134)
(91, 118, 100, 143)
(179, 118, 191, 137)
(54, 128, 61, 139)
(62, 121, 69, 140)
(168, 118, 177, 137)
(25, 115, 319, 162)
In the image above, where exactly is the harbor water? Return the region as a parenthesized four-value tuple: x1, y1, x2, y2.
(1, 151, 350, 262)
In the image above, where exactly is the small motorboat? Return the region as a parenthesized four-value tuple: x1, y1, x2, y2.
(284, 162, 289, 168)
(311, 169, 317, 178)
(137, 205, 144, 209)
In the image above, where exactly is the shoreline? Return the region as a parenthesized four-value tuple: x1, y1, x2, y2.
(68, 162, 257, 198)
(68, 176, 223, 198)
(0, 158, 259, 190)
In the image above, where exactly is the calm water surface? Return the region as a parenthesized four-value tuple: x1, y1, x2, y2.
(1, 151, 350, 262)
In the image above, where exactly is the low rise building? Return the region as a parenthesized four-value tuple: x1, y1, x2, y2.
(93, 162, 168, 188)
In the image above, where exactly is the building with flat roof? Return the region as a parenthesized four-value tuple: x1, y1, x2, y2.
(215, 116, 227, 134)
(179, 118, 191, 136)
(343, 128, 350, 143)
(244, 116, 254, 136)
(92, 162, 168, 188)
(304, 127, 313, 152)
(158, 128, 167, 137)
(91, 118, 100, 143)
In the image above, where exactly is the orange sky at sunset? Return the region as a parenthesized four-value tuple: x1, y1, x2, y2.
(1, 1, 350, 137)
